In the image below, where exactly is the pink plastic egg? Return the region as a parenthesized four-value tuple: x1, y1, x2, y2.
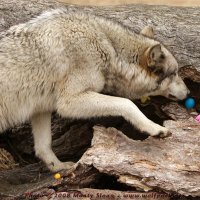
(195, 115, 200, 123)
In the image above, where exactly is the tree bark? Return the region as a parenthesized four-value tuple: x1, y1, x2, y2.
(0, 1, 200, 199)
(78, 119, 200, 197)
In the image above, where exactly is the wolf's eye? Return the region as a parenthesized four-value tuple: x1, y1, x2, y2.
(169, 71, 177, 77)
(149, 66, 164, 76)
(160, 53, 165, 60)
(154, 68, 164, 76)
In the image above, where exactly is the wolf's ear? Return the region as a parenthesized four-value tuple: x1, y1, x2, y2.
(147, 44, 165, 74)
(147, 44, 165, 67)
(140, 26, 154, 38)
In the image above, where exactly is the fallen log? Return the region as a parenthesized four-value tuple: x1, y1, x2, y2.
(77, 119, 200, 197)
(1, 115, 200, 198)
(0, 0, 200, 199)
(0, 0, 199, 165)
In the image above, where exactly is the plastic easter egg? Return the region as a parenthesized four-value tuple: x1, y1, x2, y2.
(184, 97, 195, 109)
(195, 115, 200, 123)
(140, 96, 150, 104)
(54, 173, 61, 179)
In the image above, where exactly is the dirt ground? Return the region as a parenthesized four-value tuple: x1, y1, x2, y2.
(58, 0, 200, 7)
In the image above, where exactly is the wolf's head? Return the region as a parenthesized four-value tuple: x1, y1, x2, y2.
(107, 26, 189, 101)
(138, 26, 189, 100)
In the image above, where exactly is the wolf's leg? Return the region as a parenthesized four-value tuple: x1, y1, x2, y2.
(31, 112, 74, 172)
(57, 92, 170, 137)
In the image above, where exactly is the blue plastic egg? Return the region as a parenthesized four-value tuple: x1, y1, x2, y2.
(184, 97, 195, 109)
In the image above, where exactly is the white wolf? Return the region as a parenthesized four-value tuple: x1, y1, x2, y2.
(0, 9, 189, 172)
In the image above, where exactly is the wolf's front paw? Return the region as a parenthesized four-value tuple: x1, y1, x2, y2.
(157, 129, 172, 138)
(49, 161, 75, 172)
(151, 126, 172, 138)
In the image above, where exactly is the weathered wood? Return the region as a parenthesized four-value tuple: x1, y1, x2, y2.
(0, 0, 199, 164)
(0, 162, 100, 198)
(2, 113, 199, 198)
(0, 0, 61, 32)
(77, 120, 200, 197)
